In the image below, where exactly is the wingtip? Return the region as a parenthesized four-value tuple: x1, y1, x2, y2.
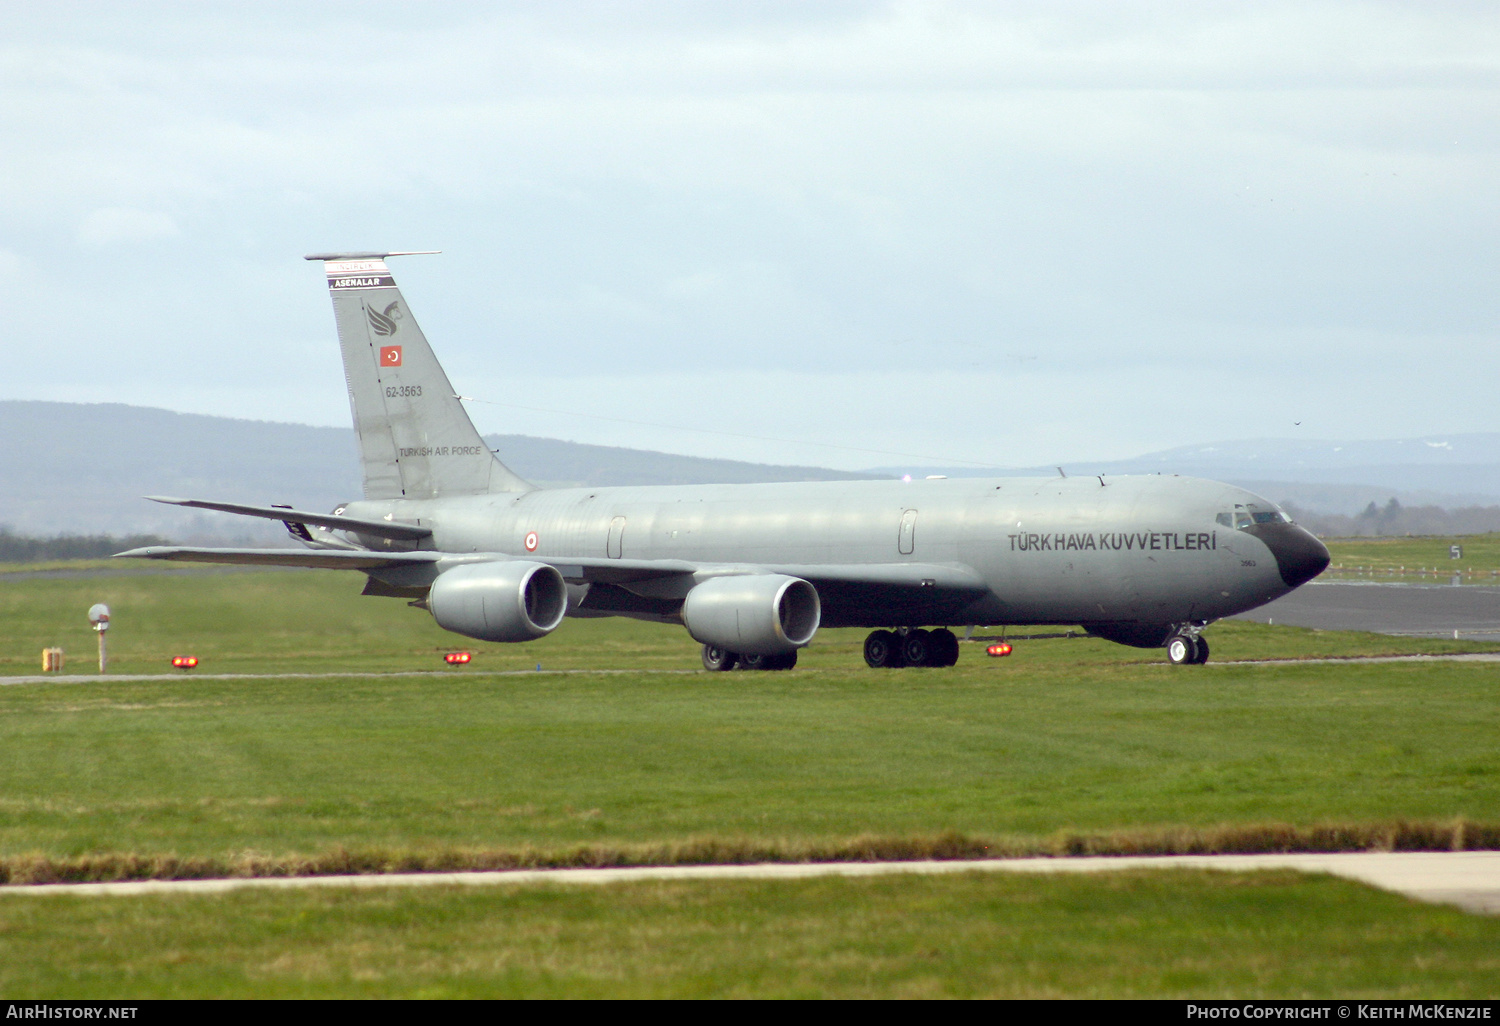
(144, 495, 187, 506)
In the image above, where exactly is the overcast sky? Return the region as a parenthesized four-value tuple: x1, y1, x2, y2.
(2, 2, 1495, 471)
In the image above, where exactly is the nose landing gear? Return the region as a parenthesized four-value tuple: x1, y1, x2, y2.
(1165, 628, 1210, 665)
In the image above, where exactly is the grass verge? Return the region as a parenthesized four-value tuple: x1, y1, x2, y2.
(1324, 533, 1500, 576)
(2, 871, 1497, 998)
(1, 820, 1497, 885)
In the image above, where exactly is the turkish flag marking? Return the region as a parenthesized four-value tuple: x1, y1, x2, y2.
(380, 346, 402, 367)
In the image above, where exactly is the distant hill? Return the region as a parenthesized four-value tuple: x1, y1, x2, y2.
(6, 401, 1500, 538)
(0, 401, 881, 538)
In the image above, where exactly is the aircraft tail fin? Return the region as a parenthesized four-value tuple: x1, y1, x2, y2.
(306, 252, 532, 500)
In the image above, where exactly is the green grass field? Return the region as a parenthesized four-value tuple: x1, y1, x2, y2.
(3, 871, 1497, 999)
(1, 563, 1497, 996)
(1324, 534, 1500, 577)
(3, 562, 1496, 676)
(2, 652, 1498, 868)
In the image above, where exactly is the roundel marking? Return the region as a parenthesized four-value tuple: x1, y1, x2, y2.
(524, 531, 539, 552)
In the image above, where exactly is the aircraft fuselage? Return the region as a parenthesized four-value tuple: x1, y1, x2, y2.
(339, 472, 1325, 631)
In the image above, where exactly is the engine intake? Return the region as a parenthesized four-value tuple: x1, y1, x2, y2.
(428, 561, 568, 643)
(682, 574, 820, 655)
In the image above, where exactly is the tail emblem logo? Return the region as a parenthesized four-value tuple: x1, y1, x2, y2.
(367, 301, 403, 337)
(380, 346, 402, 367)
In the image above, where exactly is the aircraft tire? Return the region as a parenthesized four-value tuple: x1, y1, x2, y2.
(739, 652, 767, 671)
(901, 629, 932, 667)
(929, 628, 960, 667)
(864, 630, 901, 668)
(702, 644, 739, 671)
(1190, 637, 1210, 665)
(765, 650, 798, 671)
(1165, 634, 1197, 665)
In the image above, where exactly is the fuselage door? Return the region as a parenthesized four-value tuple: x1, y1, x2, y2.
(607, 516, 626, 559)
(898, 509, 917, 555)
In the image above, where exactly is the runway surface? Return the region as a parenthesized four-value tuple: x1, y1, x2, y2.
(0, 668, 702, 686)
(1232, 580, 1500, 640)
(4, 853, 1497, 914)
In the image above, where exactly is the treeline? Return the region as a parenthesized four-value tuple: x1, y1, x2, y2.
(0, 529, 169, 563)
(1286, 499, 1500, 538)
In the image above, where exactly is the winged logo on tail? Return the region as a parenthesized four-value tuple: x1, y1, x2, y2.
(367, 301, 401, 336)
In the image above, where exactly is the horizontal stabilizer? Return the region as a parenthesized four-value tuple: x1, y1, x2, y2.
(114, 546, 442, 570)
(145, 496, 432, 541)
(303, 251, 440, 261)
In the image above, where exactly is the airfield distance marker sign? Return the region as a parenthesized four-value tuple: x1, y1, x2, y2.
(88, 603, 110, 674)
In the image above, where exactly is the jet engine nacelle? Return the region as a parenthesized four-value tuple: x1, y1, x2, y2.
(428, 561, 568, 643)
(681, 574, 821, 655)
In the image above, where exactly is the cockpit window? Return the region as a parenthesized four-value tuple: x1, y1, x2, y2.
(1218, 509, 1290, 529)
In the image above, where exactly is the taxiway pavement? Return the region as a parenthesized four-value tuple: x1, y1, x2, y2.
(1232, 580, 1500, 639)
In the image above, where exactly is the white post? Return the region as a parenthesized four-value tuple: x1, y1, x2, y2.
(88, 604, 110, 675)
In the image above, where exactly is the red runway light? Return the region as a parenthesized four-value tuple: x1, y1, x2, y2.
(444, 651, 473, 665)
(171, 655, 199, 669)
(986, 643, 1013, 657)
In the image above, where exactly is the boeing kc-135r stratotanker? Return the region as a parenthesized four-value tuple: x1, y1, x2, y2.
(119, 252, 1330, 668)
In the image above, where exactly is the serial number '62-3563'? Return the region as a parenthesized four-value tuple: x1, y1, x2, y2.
(385, 385, 422, 398)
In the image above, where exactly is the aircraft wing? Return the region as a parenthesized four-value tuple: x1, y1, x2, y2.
(115, 545, 982, 586)
(113, 546, 444, 570)
(113, 546, 988, 603)
(762, 562, 988, 593)
(533, 557, 986, 592)
(145, 496, 432, 541)
(114, 546, 701, 579)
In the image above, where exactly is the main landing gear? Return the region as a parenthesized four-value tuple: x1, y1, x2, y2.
(863, 628, 960, 668)
(1165, 630, 1210, 665)
(701, 644, 798, 672)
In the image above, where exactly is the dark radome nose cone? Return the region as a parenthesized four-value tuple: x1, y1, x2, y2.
(1246, 523, 1331, 588)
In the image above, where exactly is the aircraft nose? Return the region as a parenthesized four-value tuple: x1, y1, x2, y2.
(1245, 523, 1331, 589)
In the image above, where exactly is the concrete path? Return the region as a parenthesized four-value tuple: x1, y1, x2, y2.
(1226, 653, 1500, 666)
(4, 852, 1498, 915)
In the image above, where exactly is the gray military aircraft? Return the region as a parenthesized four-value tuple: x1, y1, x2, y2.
(118, 253, 1330, 669)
